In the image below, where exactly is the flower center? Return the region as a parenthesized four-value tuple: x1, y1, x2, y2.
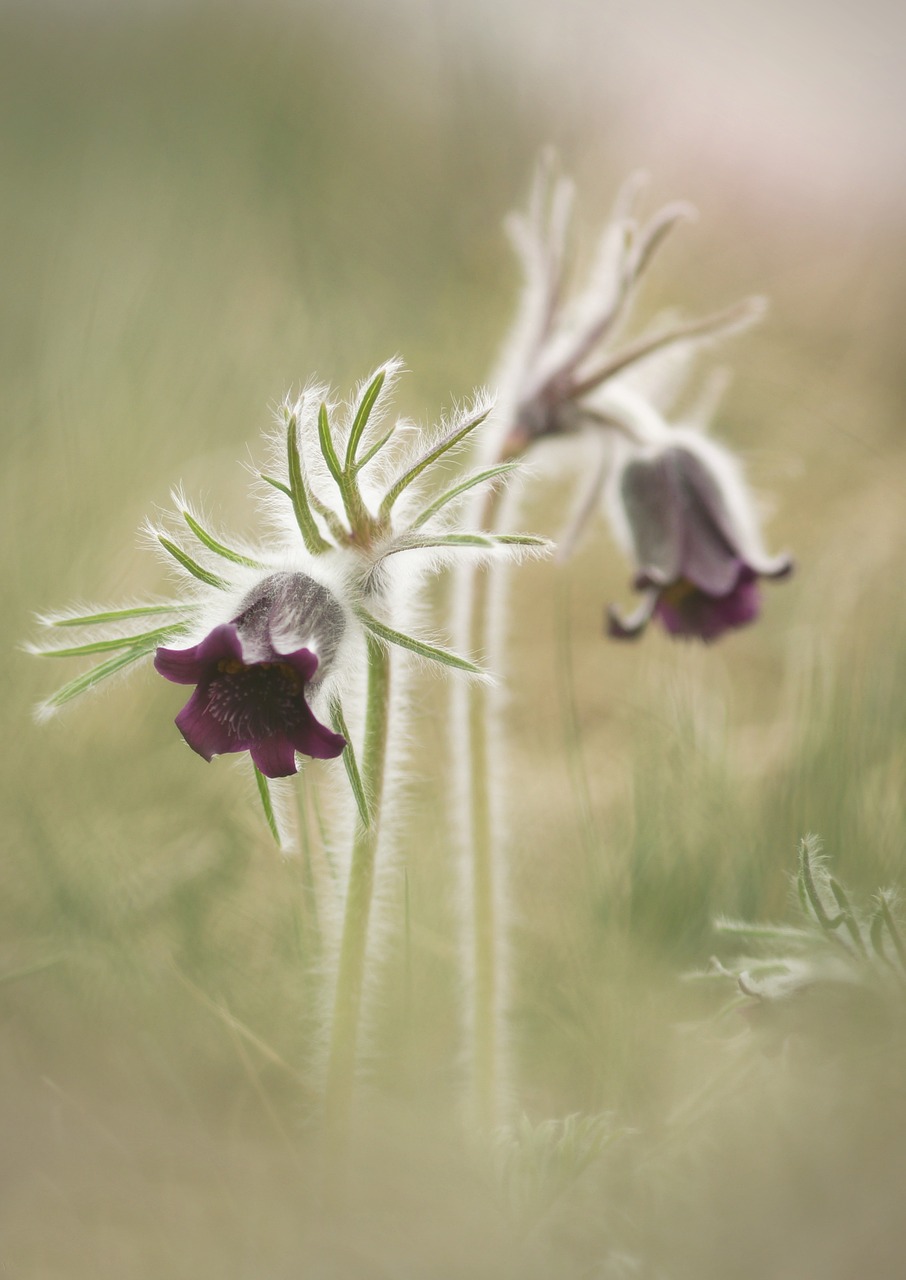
(205, 658, 305, 740)
(660, 579, 698, 608)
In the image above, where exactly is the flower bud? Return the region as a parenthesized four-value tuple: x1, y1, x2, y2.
(154, 572, 347, 777)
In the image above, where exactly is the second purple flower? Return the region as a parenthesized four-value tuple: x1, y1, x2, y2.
(606, 440, 792, 643)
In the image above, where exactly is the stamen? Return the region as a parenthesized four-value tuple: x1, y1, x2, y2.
(206, 660, 305, 738)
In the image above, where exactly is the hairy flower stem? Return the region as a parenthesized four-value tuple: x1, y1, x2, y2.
(465, 483, 506, 1131)
(468, 676, 498, 1131)
(324, 635, 391, 1166)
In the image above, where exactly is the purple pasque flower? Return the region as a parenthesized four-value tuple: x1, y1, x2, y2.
(154, 571, 347, 778)
(606, 439, 792, 643)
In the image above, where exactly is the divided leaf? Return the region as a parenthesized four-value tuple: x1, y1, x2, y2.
(158, 536, 229, 590)
(345, 370, 386, 469)
(410, 462, 520, 530)
(379, 404, 491, 518)
(355, 606, 488, 679)
(182, 511, 264, 569)
(329, 696, 370, 828)
(286, 415, 331, 555)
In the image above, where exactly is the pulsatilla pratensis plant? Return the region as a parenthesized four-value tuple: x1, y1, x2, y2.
(29, 361, 547, 1153)
(702, 835, 906, 1051)
(452, 158, 792, 1130)
(31, 362, 545, 804)
(30, 162, 793, 1162)
(476, 156, 791, 641)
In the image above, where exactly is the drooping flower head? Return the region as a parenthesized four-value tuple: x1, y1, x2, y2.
(469, 157, 791, 644)
(30, 362, 546, 828)
(605, 430, 792, 642)
(154, 572, 346, 778)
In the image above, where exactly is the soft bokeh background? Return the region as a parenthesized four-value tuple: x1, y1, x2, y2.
(3, 2, 905, 1276)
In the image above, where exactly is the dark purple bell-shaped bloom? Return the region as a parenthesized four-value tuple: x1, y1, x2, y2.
(154, 572, 347, 777)
(607, 442, 792, 643)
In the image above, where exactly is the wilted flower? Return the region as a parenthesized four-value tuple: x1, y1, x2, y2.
(605, 432, 792, 642)
(154, 571, 347, 778)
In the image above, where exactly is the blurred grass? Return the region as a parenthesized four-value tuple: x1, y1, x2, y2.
(3, 3, 906, 1277)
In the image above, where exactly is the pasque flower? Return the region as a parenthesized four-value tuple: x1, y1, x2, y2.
(30, 361, 545, 817)
(469, 159, 791, 645)
(154, 571, 347, 778)
(606, 432, 792, 642)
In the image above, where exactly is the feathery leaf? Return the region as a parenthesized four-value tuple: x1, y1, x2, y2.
(286, 415, 331, 555)
(345, 370, 386, 470)
(410, 462, 520, 530)
(182, 511, 264, 569)
(31, 625, 185, 658)
(158, 536, 229, 590)
(355, 606, 487, 677)
(40, 641, 160, 713)
(379, 405, 491, 518)
(329, 696, 370, 828)
(44, 604, 188, 629)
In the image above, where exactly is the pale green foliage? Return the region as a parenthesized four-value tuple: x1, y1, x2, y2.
(701, 837, 906, 1040)
(491, 1112, 623, 1227)
(328, 695, 370, 828)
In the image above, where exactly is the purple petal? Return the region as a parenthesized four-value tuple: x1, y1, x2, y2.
(656, 571, 761, 642)
(157, 621, 343, 774)
(249, 736, 300, 779)
(276, 646, 320, 683)
(174, 687, 244, 760)
(288, 706, 347, 761)
(155, 624, 243, 685)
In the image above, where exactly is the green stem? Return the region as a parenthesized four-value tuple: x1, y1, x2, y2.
(323, 635, 392, 1161)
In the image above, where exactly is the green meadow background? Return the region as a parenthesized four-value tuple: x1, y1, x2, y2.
(3, 2, 905, 1276)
